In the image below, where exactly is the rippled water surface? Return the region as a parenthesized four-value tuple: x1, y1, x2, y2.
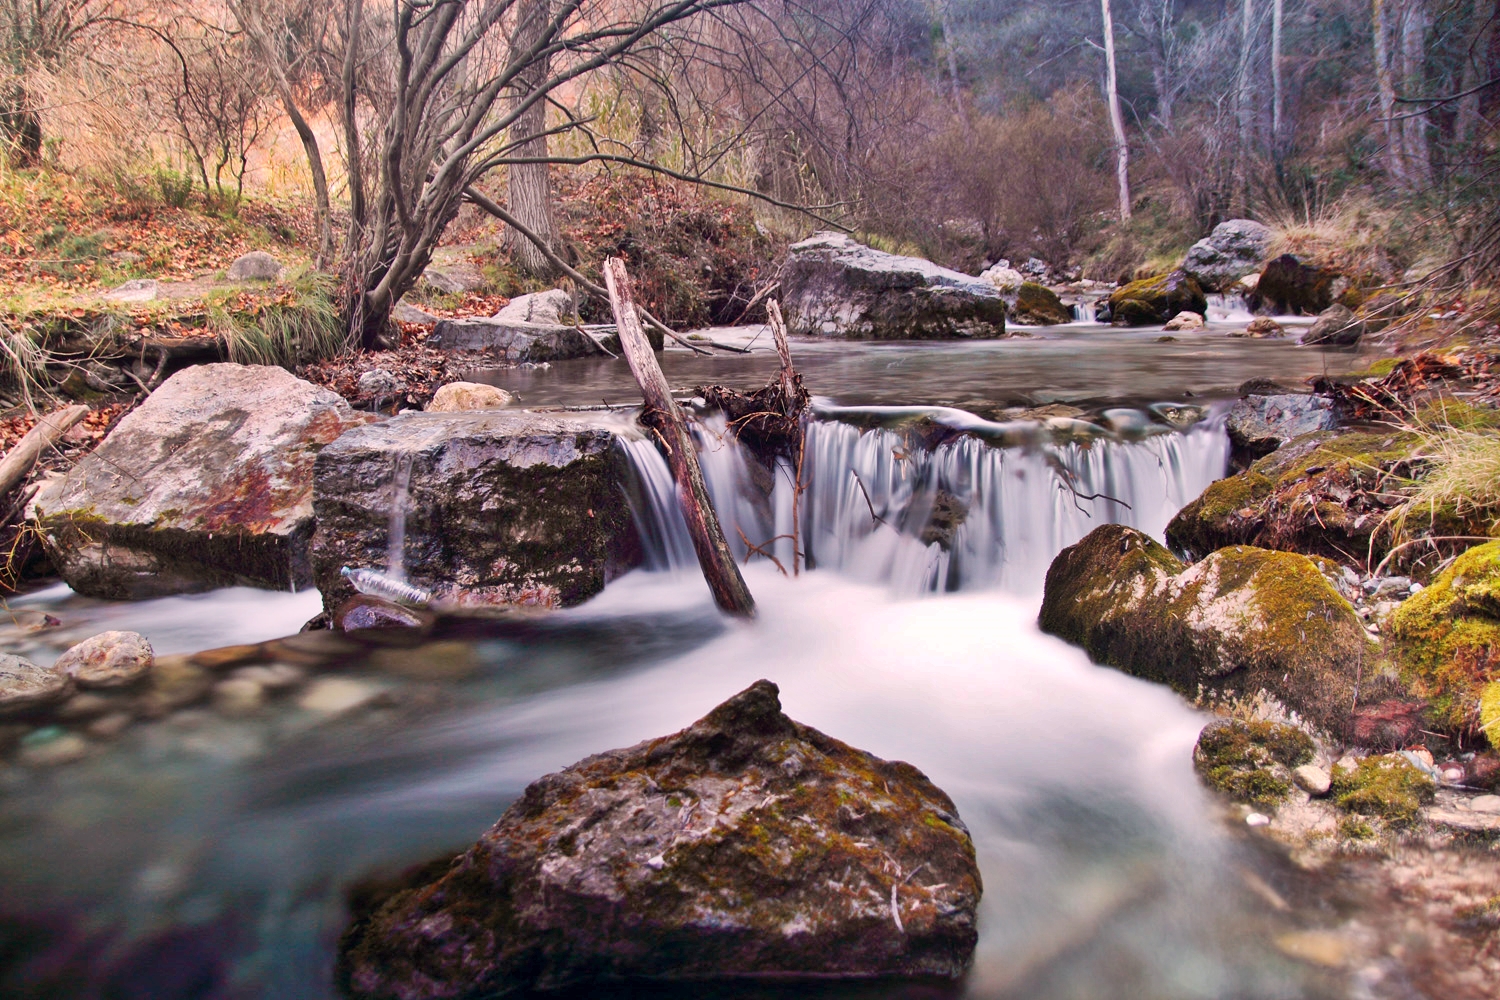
(469, 323, 1366, 410)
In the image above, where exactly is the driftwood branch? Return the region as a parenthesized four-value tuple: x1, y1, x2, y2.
(605, 257, 755, 618)
(0, 405, 88, 500)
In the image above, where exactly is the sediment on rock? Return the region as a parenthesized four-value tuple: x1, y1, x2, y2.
(338, 679, 982, 999)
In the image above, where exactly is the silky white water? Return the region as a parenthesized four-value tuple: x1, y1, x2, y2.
(623, 413, 1229, 594)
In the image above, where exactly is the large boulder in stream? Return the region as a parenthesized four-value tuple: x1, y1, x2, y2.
(780, 232, 1007, 339)
(1225, 392, 1340, 458)
(338, 680, 982, 998)
(427, 288, 639, 358)
(1107, 270, 1208, 326)
(1181, 219, 1274, 291)
(1039, 525, 1379, 733)
(32, 364, 373, 599)
(1248, 254, 1341, 316)
(310, 410, 643, 614)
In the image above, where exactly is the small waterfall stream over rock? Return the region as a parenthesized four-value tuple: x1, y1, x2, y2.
(623, 411, 1229, 594)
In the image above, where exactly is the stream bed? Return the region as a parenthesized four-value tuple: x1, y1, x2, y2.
(0, 330, 1370, 999)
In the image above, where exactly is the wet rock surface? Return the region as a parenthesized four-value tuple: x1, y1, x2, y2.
(338, 680, 982, 999)
(1107, 270, 1207, 326)
(54, 631, 154, 689)
(781, 232, 1008, 339)
(1039, 524, 1380, 733)
(1300, 304, 1365, 347)
(310, 410, 643, 614)
(32, 364, 374, 599)
(1008, 281, 1071, 325)
(1249, 255, 1340, 316)
(0, 654, 70, 717)
(1225, 393, 1339, 458)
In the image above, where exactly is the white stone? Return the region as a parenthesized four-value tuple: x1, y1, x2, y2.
(1471, 795, 1500, 815)
(494, 289, 575, 327)
(54, 631, 154, 689)
(1162, 311, 1206, 331)
(103, 279, 158, 303)
(428, 382, 513, 412)
(1293, 764, 1332, 796)
(297, 677, 383, 716)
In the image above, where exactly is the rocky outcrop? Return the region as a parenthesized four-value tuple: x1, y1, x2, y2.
(32, 364, 373, 599)
(338, 680, 981, 998)
(1300, 304, 1365, 347)
(1107, 270, 1207, 326)
(781, 233, 1007, 339)
(1165, 428, 1493, 568)
(1039, 525, 1379, 732)
(1249, 255, 1339, 316)
(1225, 393, 1339, 458)
(310, 410, 643, 614)
(1181, 219, 1274, 291)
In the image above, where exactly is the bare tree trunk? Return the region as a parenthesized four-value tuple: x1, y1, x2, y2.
(1399, 0, 1431, 186)
(341, 0, 367, 244)
(1235, 0, 1257, 212)
(1372, 0, 1405, 184)
(1456, 4, 1495, 145)
(0, 406, 88, 501)
(940, 5, 964, 119)
(605, 258, 756, 618)
(505, 0, 556, 278)
(1271, 0, 1284, 154)
(1101, 0, 1131, 221)
(234, 2, 334, 265)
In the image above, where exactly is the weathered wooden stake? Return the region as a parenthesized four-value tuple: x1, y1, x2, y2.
(604, 257, 756, 618)
(0, 405, 88, 500)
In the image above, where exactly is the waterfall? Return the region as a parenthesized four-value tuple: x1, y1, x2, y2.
(623, 412, 1229, 596)
(385, 451, 416, 582)
(1070, 301, 1098, 324)
(1205, 293, 1253, 323)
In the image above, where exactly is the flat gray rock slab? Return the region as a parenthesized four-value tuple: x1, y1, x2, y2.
(1227, 393, 1339, 454)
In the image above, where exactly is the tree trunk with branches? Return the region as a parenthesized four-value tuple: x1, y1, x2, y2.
(504, 0, 556, 277)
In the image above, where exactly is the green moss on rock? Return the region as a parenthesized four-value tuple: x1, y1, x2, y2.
(1330, 755, 1435, 825)
(1390, 541, 1500, 739)
(1194, 718, 1315, 808)
(1040, 524, 1378, 734)
(1011, 282, 1072, 326)
(1108, 270, 1207, 326)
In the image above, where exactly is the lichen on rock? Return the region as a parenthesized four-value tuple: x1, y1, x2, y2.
(337, 680, 981, 999)
(1039, 524, 1379, 734)
(1193, 718, 1315, 809)
(1390, 541, 1500, 740)
(1106, 270, 1207, 326)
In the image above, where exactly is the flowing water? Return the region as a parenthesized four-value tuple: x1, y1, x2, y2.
(0, 333, 1371, 999)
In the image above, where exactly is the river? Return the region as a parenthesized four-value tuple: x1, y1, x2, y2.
(0, 326, 1362, 999)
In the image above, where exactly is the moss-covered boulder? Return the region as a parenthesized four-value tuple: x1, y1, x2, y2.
(1193, 718, 1316, 809)
(1330, 755, 1435, 826)
(1165, 428, 1491, 569)
(1390, 541, 1500, 740)
(338, 681, 982, 999)
(1249, 254, 1340, 316)
(1107, 270, 1207, 326)
(310, 410, 643, 614)
(1010, 282, 1072, 326)
(1039, 524, 1378, 733)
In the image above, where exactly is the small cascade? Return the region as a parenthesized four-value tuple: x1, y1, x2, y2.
(1205, 293, 1253, 323)
(624, 413, 1229, 595)
(1070, 301, 1098, 324)
(385, 451, 416, 582)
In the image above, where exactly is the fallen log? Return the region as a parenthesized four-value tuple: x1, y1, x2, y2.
(604, 257, 756, 618)
(0, 405, 89, 500)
